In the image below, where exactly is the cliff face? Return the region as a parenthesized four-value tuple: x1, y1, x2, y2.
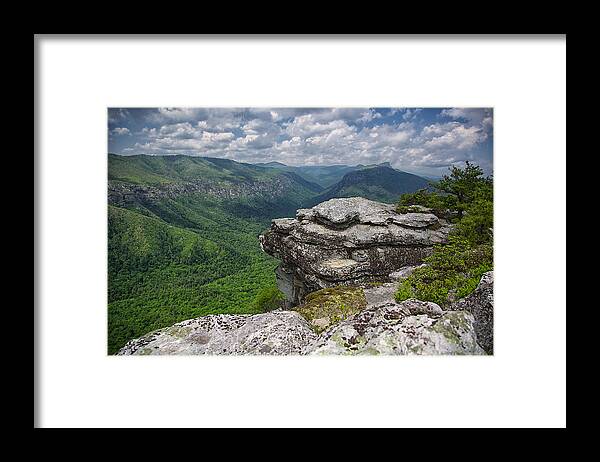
(259, 197, 451, 307)
(108, 174, 310, 207)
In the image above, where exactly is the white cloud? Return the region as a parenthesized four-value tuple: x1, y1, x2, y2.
(440, 108, 493, 135)
(111, 127, 131, 136)
(108, 108, 130, 123)
(112, 108, 493, 175)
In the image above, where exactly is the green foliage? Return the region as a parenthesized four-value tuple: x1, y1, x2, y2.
(433, 161, 485, 202)
(430, 161, 492, 218)
(394, 162, 494, 307)
(456, 197, 494, 245)
(107, 193, 285, 354)
(108, 153, 281, 185)
(395, 236, 493, 307)
(397, 188, 457, 215)
(252, 286, 285, 313)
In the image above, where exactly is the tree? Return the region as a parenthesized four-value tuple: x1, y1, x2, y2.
(252, 286, 285, 312)
(432, 161, 490, 218)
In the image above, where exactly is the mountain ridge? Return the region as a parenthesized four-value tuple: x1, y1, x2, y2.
(312, 165, 431, 205)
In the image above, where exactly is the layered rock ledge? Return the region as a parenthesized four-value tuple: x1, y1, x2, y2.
(259, 197, 451, 307)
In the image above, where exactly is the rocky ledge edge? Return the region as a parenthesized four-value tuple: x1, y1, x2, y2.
(117, 270, 493, 356)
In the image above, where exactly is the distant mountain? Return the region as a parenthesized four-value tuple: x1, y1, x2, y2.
(313, 165, 431, 204)
(251, 161, 398, 189)
(254, 161, 289, 168)
(108, 154, 323, 218)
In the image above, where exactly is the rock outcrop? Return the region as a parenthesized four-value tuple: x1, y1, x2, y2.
(450, 271, 494, 354)
(303, 298, 484, 355)
(118, 296, 485, 356)
(117, 311, 317, 356)
(259, 197, 451, 307)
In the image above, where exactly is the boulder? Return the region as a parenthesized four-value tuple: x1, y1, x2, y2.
(117, 311, 318, 356)
(304, 299, 485, 355)
(259, 197, 451, 307)
(450, 271, 494, 354)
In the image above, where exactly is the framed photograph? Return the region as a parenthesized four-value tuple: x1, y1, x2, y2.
(107, 107, 494, 357)
(35, 35, 566, 428)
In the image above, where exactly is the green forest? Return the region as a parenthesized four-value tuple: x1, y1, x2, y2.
(108, 201, 282, 354)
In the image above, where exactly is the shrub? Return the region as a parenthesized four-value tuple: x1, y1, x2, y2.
(455, 197, 493, 245)
(252, 286, 285, 313)
(394, 162, 493, 308)
(395, 236, 493, 307)
(397, 189, 456, 215)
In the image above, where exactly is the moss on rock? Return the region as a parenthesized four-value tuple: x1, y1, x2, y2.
(297, 286, 367, 333)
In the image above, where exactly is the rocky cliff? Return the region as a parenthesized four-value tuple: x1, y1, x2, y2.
(108, 174, 311, 207)
(259, 197, 451, 307)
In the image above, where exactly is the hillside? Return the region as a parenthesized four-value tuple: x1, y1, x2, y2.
(109, 153, 282, 185)
(107, 154, 323, 353)
(108, 154, 321, 219)
(313, 165, 431, 204)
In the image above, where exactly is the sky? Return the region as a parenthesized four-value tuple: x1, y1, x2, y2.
(108, 107, 493, 177)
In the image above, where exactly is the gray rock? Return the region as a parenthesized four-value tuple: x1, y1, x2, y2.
(389, 264, 426, 281)
(117, 311, 318, 356)
(117, 285, 486, 356)
(401, 298, 445, 317)
(259, 197, 451, 306)
(304, 300, 485, 355)
(450, 271, 494, 354)
(397, 204, 433, 214)
(363, 282, 399, 309)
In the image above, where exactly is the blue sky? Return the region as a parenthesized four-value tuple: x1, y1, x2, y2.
(108, 108, 493, 177)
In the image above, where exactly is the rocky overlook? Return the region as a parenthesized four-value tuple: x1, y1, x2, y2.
(117, 197, 492, 356)
(259, 197, 451, 307)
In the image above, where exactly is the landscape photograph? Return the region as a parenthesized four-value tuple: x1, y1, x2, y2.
(108, 107, 494, 356)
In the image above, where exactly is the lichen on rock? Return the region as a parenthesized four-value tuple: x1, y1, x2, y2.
(296, 286, 367, 333)
(117, 311, 317, 356)
(304, 299, 485, 356)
